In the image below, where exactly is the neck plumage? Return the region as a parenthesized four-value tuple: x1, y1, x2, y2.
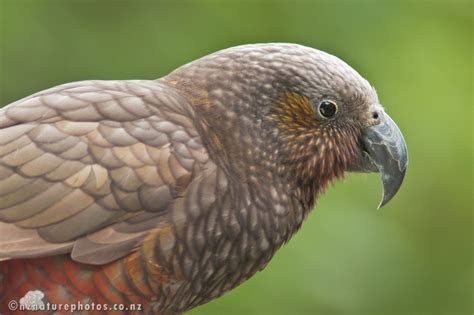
(162, 76, 359, 234)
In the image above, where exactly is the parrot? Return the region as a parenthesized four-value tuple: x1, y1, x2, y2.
(0, 43, 407, 314)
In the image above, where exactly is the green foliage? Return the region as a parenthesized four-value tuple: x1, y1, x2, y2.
(0, 1, 472, 314)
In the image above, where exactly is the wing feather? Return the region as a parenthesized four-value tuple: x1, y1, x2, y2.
(0, 80, 209, 264)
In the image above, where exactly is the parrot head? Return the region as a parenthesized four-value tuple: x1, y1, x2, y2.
(167, 43, 408, 209)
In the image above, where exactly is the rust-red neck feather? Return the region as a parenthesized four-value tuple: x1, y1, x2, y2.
(269, 92, 361, 208)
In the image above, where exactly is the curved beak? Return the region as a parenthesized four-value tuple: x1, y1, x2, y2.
(361, 112, 408, 208)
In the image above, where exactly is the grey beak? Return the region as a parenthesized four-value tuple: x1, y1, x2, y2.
(362, 112, 408, 208)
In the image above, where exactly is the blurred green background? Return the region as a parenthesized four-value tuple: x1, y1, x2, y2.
(0, 0, 472, 314)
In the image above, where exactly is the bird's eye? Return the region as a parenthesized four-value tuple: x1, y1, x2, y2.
(318, 100, 338, 119)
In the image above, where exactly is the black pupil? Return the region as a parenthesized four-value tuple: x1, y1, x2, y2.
(319, 101, 337, 118)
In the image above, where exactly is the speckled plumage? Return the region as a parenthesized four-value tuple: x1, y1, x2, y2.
(0, 44, 405, 314)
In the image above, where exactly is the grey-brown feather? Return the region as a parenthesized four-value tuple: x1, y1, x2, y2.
(0, 80, 210, 265)
(0, 43, 380, 313)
